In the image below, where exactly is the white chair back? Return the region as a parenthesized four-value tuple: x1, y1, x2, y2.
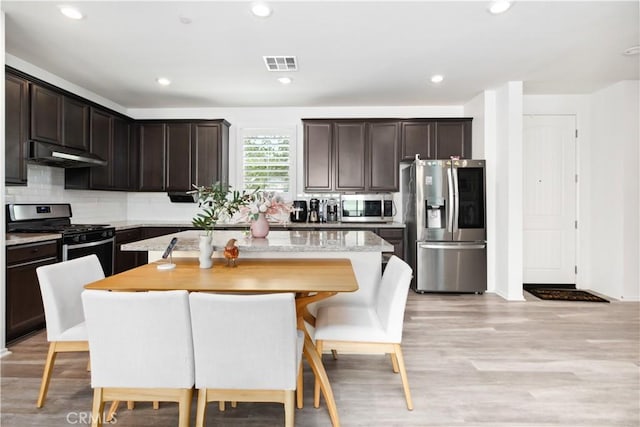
(37, 254, 104, 341)
(81, 290, 194, 389)
(189, 292, 300, 390)
(375, 255, 413, 343)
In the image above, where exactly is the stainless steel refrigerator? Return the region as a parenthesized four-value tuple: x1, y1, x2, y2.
(402, 158, 487, 293)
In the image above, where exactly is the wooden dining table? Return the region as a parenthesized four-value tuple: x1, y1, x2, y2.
(85, 257, 359, 427)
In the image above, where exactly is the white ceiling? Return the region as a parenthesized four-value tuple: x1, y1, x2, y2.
(2, 1, 639, 109)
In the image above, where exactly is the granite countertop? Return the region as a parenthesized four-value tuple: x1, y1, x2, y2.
(6, 221, 404, 246)
(122, 230, 394, 253)
(111, 220, 405, 231)
(5, 233, 62, 246)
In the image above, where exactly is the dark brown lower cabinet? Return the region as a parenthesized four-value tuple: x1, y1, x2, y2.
(6, 240, 60, 343)
(115, 228, 144, 274)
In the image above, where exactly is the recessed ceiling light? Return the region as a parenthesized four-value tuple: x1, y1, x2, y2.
(488, 0, 512, 15)
(277, 77, 292, 85)
(179, 16, 192, 25)
(156, 77, 171, 86)
(431, 74, 444, 84)
(58, 5, 84, 20)
(623, 45, 640, 56)
(251, 2, 272, 18)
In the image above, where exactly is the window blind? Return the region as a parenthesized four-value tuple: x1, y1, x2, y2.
(242, 134, 291, 193)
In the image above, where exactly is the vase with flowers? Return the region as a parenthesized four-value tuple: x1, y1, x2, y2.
(188, 182, 253, 268)
(239, 191, 293, 238)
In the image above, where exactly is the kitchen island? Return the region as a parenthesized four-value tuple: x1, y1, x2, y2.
(122, 229, 393, 306)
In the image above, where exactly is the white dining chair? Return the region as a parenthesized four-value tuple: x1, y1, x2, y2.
(35, 254, 104, 408)
(313, 255, 414, 410)
(81, 290, 194, 427)
(189, 292, 304, 427)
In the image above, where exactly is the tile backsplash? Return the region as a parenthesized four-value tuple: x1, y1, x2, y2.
(5, 164, 202, 224)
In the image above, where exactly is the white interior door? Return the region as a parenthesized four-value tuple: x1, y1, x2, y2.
(523, 115, 577, 284)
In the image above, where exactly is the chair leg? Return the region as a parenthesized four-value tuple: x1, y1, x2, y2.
(390, 352, 400, 373)
(177, 389, 193, 427)
(91, 388, 105, 427)
(36, 342, 57, 408)
(106, 401, 119, 422)
(127, 401, 134, 410)
(313, 340, 323, 408)
(195, 389, 207, 427)
(284, 390, 295, 427)
(218, 401, 225, 411)
(153, 401, 160, 410)
(296, 363, 303, 409)
(394, 343, 413, 410)
(231, 401, 237, 408)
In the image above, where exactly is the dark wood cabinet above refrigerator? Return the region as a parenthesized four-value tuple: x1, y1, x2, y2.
(400, 118, 472, 161)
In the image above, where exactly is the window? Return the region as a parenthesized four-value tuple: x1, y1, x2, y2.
(241, 129, 295, 196)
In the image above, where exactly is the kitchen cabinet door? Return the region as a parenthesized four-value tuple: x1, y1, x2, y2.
(5, 73, 29, 185)
(434, 119, 472, 159)
(30, 84, 63, 145)
(334, 121, 366, 191)
(401, 120, 434, 161)
(138, 123, 166, 191)
(304, 122, 333, 191)
(112, 117, 134, 190)
(368, 121, 399, 191)
(115, 228, 144, 274)
(62, 96, 89, 151)
(89, 108, 113, 189)
(166, 123, 192, 191)
(6, 241, 59, 343)
(192, 122, 226, 187)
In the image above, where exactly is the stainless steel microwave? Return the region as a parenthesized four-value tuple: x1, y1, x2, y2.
(341, 194, 394, 223)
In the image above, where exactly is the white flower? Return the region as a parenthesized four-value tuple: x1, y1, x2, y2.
(259, 203, 268, 213)
(250, 205, 259, 215)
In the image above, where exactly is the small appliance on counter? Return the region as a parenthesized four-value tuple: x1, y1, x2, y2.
(326, 198, 339, 223)
(290, 200, 308, 223)
(308, 198, 320, 223)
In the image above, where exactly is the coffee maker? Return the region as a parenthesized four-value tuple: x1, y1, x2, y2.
(326, 198, 338, 223)
(290, 200, 308, 223)
(308, 198, 320, 223)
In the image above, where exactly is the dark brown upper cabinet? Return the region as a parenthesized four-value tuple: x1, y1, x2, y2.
(334, 121, 366, 191)
(137, 123, 167, 191)
(368, 121, 400, 191)
(62, 96, 89, 151)
(5, 72, 29, 185)
(303, 119, 400, 192)
(30, 84, 63, 145)
(166, 123, 192, 192)
(304, 121, 333, 191)
(137, 120, 229, 192)
(401, 118, 472, 161)
(112, 117, 134, 190)
(88, 108, 113, 189)
(192, 122, 227, 187)
(434, 120, 472, 159)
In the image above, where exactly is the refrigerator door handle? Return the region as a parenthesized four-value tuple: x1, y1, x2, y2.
(419, 243, 486, 250)
(452, 166, 459, 232)
(447, 167, 454, 233)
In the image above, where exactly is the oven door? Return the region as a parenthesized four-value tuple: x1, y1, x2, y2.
(63, 237, 115, 276)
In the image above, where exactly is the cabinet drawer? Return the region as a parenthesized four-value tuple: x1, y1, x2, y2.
(115, 228, 143, 244)
(7, 241, 59, 265)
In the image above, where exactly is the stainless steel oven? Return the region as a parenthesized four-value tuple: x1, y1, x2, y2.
(6, 203, 115, 276)
(341, 194, 394, 223)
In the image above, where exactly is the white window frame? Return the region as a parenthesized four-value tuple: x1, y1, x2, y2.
(237, 127, 297, 200)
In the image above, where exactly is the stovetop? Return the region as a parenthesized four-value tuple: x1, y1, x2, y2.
(10, 223, 112, 234)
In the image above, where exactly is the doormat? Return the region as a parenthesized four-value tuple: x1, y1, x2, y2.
(526, 288, 609, 303)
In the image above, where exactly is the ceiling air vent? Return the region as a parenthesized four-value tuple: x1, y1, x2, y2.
(263, 56, 297, 71)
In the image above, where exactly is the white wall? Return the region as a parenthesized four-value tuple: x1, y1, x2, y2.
(589, 81, 639, 300)
(493, 82, 524, 301)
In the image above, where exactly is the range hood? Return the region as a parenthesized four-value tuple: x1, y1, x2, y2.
(168, 192, 198, 203)
(28, 140, 107, 168)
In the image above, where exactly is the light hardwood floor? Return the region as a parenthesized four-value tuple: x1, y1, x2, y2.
(2, 292, 639, 426)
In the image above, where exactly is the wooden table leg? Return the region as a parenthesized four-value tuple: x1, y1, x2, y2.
(295, 292, 340, 427)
